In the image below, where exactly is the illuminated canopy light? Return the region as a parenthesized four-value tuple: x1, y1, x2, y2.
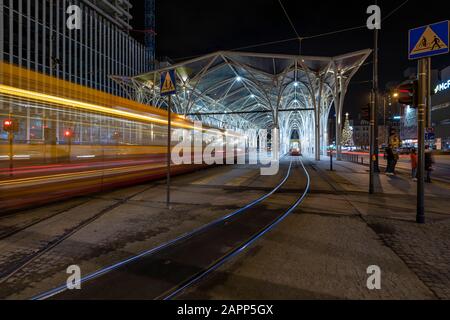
(236, 76, 242, 82)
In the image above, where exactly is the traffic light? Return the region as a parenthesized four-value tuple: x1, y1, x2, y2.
(3, 119, 19, 133)
(64, 129, 74, 139)
(396, 80, 418, 106)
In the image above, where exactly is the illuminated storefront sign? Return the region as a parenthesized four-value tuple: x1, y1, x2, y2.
(434, 79, 450, 94)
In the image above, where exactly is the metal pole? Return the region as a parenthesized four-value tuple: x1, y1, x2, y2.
(417, 59, 427, 224)
(9, 132, 13, 178)
(369, 91, 375, 194)
(167, 95, 172, 209)
(426, 57, 432, 128)
(373, 15, 380, 173)
(330, 148, 333, 171)
(384, 95, 388, 146)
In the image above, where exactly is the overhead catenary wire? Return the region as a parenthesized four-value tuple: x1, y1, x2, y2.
(171, 0, 411, 62)
(278, 0, 301, 39)
(382, 0, 409, 22)
(277, 0, 302, 54)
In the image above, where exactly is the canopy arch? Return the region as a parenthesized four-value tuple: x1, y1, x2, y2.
(112, 50, 371, 160)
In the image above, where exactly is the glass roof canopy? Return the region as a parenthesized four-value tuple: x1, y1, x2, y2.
(111, 49, 371, 159)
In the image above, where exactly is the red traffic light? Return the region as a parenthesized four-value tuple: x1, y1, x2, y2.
(3, 119, 18, 132)
(396, 80, 418, 106)
(64, 130, 73, 138)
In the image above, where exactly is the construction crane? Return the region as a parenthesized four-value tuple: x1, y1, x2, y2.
(144, 0, 156, 64)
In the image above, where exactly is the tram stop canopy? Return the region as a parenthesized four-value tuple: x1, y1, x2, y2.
(111, 50, 371, 159)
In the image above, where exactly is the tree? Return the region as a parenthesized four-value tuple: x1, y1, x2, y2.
(342, 113, 354, 147)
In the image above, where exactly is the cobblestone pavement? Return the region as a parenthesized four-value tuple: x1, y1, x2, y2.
(181, 213, 436, 300)
(364, 216, 450, 299)
(180, 161, 436, 300)
(318, 159, 450, 300)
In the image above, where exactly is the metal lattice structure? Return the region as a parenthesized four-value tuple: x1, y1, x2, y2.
(111, 50, 371, 160)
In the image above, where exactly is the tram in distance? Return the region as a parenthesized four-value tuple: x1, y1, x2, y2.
(0, 62, 244, 213)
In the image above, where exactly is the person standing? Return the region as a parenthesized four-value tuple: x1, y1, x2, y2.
(410, 148, 418, 182)
(392, 148, 399, 175)
(385, 145, 395, 176)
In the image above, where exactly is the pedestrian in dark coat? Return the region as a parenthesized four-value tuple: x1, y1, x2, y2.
(385, 145, 395, 176)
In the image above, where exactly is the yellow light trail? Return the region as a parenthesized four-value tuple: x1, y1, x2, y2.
(0, 84, 243, 137)
(0, 84, 193, 129)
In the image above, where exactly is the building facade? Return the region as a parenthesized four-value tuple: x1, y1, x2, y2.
(0, 0, 153, 97)
(431, 66, 450, 150)
(353, 120, 370, 149)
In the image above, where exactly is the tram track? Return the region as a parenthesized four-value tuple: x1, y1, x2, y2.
(0, 199, 93, 241)
(32, 157, 311, 300)
(0, 184, 158, 285)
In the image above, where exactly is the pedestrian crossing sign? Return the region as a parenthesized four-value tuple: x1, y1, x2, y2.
(160, 70, 177, 96)
(409, 21, 449, 60)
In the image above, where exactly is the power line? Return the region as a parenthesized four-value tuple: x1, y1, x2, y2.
(231, 37, 300, 52)
(171, 1, 412, 61)
(277, 0, 303, 54)
(232, 1, 412, 52)
(303, 25, 367, 40)
(382, 0, 409, 22)
(277, 0, 301, 39)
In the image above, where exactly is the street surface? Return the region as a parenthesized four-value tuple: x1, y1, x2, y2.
(1, 157, 449, 299)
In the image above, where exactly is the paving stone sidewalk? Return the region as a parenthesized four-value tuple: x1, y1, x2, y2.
(180, 159, 446, 300)
(316, 159, 450, 299)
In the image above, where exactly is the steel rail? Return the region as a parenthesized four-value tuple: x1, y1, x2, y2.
(32, 158, 293, 300)
(162, 157, 311, 300)
(0, 184, 158, 285)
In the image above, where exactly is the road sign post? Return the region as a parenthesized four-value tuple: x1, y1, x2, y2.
(369, 91, 375, 194)
(167, 95, 172, 209)
(409, 21, 449, 224)
(160, 70, 177, 209)
(417, 59, 426, 224)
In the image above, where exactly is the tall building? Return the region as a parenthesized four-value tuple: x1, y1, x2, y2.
(0, 0, 154, 97)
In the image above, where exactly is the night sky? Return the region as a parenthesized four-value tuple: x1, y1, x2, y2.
(131, 0, 449, 118)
